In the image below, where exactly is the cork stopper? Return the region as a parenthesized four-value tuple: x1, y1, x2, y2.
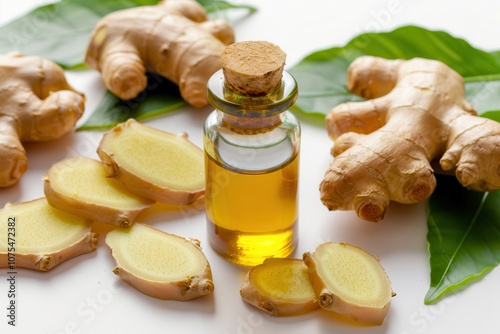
(221, 41, 286, 97)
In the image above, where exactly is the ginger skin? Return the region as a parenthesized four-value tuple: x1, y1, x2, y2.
(0, 52, 84, 188)
(85, 0, 234, 108)
(0, 198, 97, 272)
(321, 56, 500, 222)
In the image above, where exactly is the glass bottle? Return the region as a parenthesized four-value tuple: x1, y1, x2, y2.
(203, 43, 300, 266)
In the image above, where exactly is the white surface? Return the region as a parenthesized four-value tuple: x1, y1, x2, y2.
(1, 1, 500, 333)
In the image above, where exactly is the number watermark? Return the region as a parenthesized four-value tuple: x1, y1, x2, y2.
(6, 216, 17, 326)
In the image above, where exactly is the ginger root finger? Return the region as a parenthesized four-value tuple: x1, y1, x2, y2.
(0, 198, 98, 272)
(0, 116, 27, 188)
(160, 0, 207, 22)
(0, 53, 84, 187)
(441, 115, 500, 191)
(26, 91, 85, 141)
(199, 20, 236, 46)
(321, 56, 500, 222)
(85, 0, 234, 107)
(322, 119, 437, 222)
(325, 98, 390, 139)
(346, 56, 401, 99)
(98, 45, 147, 101)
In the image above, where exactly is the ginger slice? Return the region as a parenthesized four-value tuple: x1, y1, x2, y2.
(98, 119, 205, 205)
(240, 258, 319, 316)
(44, 156, 154, 227)
(0, 198, 98, 272)
(303, 242, 394, 325)
(105, 223, 214, 301)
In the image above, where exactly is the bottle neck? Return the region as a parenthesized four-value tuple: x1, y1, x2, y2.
(207, 69, 298, 134)
(221, 112, 283, 134)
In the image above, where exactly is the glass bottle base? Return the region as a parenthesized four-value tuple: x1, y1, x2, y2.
(207, 219, 298, 267)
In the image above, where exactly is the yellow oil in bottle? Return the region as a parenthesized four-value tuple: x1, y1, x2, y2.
(203, 43, 300, 266)
(205, 148, 299, 266)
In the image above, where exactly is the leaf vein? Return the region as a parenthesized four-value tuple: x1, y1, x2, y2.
(431, 192, 490, 296)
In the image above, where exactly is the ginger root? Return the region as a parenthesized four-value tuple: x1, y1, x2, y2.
(321, 56, 500, 222)
(106, 223, 214, 301)
(85, 0, 234, 107)
(98, 119, 205, 205)
(303, 242, 394, 325)
(0, 198, 97, 272)
(240, 258, 319, 316)
(0, 52, 84, 188)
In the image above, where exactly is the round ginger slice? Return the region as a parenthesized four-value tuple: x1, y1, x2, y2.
(105, 223, 214, 301)
(98, 119, 205, 205)
(240, 258, 319, 316)
(44, 157, 154, 227)
(0, 198, 98, 272)
(303, 242, 394, 325)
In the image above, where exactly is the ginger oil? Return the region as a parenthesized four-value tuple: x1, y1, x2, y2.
(204, 41, 300, 266)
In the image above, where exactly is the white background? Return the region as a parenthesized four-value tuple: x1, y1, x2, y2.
(1, 1, 500, 333)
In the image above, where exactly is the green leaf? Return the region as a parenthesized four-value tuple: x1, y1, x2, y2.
(198, 0, 257, 14)
(0, 0, 159, 69)
(425, 175, 500, 304)
(288, 25, 500, 304)
(0, 0, 255, 69)
(0, 0, 256, 129)
(74, 0, 256, 130)
(289, 25, 500, 120)
(78, 74, 187, 131)
(482, 110, 500, 122)
(289, 48, 364, 122)
(489, 50, 500, 63)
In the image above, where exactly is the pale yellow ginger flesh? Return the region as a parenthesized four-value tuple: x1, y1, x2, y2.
(85, 0, 234, 107)
(303, 242, 394, 325)
(0, 198, 97, 272)
(321, 56, 500, 222)
(0, 52, 84, 188)
(98, 119, 205, 204)
(44, 157, 154, 227)
(240, 258, 319, 316)
(105, 223, 214, 301)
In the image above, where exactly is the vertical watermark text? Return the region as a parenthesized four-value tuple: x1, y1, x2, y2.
(6, 216, 17, 326)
